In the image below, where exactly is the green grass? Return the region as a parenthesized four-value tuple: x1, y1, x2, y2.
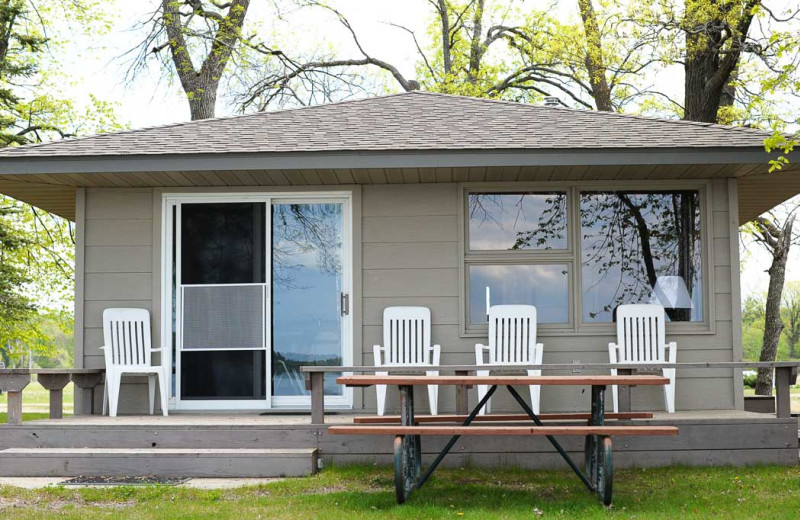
(1, 465, 799, 519)
(0, 380, 74, 423)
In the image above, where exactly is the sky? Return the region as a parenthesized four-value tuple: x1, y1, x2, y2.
(53, 0, 799, 300)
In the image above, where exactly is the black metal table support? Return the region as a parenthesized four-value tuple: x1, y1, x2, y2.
(391, 382, 615, 505)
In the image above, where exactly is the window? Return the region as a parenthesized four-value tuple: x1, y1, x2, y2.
(465, 191, 571, 328)
(580, 191, 702, 323)
(462, 186, 706, 334)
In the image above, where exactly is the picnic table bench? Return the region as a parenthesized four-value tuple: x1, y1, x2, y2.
(329, 374, 678, 506)
(0, 368, 104, 425)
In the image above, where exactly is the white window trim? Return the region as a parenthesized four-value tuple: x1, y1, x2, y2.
(160, 191, 354, 412)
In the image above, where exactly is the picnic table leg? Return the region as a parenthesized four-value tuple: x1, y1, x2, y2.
(395, 384, 420, 504)
(589, 385, 613, 506)
(2, 374, 30, 425)
(37, 374, 71, 419)
(774, 366, 797, 419)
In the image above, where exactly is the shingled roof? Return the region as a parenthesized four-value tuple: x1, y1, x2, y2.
(0, 91, 770, 159)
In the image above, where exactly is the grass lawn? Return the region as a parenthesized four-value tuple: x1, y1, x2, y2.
(0, 380, 74, 423)
(1, 465, 799, 519)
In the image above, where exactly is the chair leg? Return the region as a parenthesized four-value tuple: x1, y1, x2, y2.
(611, 385, 619, 414)
(158, 371, 169, 416)
(102, 382, 108, 416)
(477, 370, 490, 415)
(663, 369, 676, 413)
(148, 375, 156, 415)
(527, 370, 541, 415)
(376, 371, 388, 416)
(107, 372, 121, 418)
(426, 370, 438, 416)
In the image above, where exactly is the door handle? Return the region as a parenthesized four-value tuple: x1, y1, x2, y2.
(340, 292, 350, 316)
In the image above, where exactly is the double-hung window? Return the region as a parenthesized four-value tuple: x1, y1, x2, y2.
(464, 190, 572, 333)
(462, 186, 707, 335)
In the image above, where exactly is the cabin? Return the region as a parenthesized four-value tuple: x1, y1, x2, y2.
(0, 92, 797, 477)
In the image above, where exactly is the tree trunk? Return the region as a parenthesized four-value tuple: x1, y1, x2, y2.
(755, 215, 795, 395)
(577, 0, 613, 112)
(682, 0, 758, 123)
(188, 80, 219, 121)
(436, 0, 452, 74)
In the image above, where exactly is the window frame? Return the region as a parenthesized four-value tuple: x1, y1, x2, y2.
(459, 182, 715, 338)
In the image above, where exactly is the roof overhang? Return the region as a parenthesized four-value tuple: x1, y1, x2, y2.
(0, 146, 794, 224)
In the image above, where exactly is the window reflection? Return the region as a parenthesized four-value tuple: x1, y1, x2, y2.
(272, 203, 344, 397)
(469, 264, 570, 325)
(468, 192, 567, 250)
(580, 191, 702, 322)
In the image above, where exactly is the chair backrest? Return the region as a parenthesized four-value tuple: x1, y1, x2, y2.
(614, 304, 667, 363)
(487, 305, 539, 365)
(382, 306, 432, 366)
(102, 308, 153, 367)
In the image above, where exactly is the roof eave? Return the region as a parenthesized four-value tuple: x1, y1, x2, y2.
(0, 146, 776, 176)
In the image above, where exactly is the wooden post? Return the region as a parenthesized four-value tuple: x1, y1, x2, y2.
(454, 370, 470, 415)
(309, 371, 325, 425)
(616, 368, 632, 413)
(774, 366, 797, 419)
(70, 373, 103, 415)
(37, 374, 72, 419)
(1, 374, 31, 425)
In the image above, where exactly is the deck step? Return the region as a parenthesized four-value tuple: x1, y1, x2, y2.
(0, 447, 318, 478)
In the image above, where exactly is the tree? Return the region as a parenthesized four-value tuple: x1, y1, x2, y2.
(780, 281, 800, 358)
(0, 0, 118, 365)
(743, 204, 800, 394)
(132, 0, 251, 120)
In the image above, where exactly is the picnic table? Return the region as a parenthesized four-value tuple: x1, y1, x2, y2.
(0, 368, 104, 424)
(329, 374, 678, 505)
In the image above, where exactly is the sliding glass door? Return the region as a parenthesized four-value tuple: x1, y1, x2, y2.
(164, 194, 351, 411)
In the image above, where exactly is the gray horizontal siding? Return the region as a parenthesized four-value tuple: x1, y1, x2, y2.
(77, 179, 739, 415)
(81, 188, 155, 376)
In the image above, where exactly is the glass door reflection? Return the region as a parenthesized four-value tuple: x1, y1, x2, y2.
(271, 202, 345, 399)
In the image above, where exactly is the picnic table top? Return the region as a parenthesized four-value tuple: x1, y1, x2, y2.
(336, 374, 670, 387)
(301, 361, 800, 373)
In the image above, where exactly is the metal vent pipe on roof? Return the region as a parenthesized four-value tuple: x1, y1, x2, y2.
(543, 96, 561, 107)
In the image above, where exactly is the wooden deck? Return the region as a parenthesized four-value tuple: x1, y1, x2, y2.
(0, 410, 796, 477)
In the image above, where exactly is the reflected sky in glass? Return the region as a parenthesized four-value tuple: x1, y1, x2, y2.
(468, 193, 567, 250)
(469, 264, 569, 325)
(272, 203, 344, 396)
(580, 192, 702, 323)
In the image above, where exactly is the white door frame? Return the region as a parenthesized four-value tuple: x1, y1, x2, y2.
(161, 191, 354, 411)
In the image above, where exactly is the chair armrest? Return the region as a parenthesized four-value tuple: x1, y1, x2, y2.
(373, 344, 384, 367)
(535, 343, 544, 365)
(475, 343, 490, 365)
(150, 347, 163, 352)
(99, 345, 113, 366)
(428, 344, 441, 366)
(608, 342, 618, 365)
(666, 342, 677, 364)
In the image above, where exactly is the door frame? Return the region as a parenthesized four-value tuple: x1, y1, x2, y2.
(160, 191, 354, 411)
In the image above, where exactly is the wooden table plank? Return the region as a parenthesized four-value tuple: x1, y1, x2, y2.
(329, 425, 679, 436)
(336, 375, 670, 387)
(353, 412, 655, 424)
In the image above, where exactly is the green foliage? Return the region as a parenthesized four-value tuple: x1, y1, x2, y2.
(0, 0, 119, 366)
(743, 373, 757, 388)
(741, 283, 800, 362)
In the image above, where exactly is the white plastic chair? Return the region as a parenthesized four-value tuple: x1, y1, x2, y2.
(373, 306, 441, 415)
(100, 308, 168, 417)
(475, 305, 544, 415)
(609, 304, 677, 413)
